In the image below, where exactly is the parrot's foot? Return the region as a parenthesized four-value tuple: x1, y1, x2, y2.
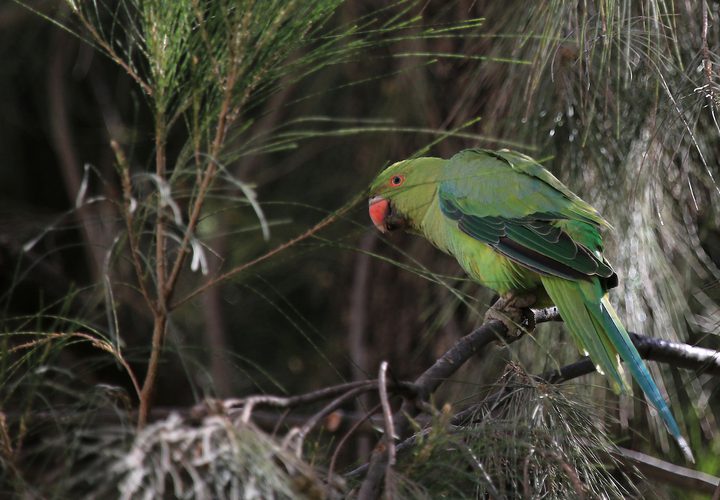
(485, 293, 536, 339)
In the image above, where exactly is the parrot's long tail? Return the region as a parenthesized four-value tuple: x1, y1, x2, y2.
(541, 276, 694, 463)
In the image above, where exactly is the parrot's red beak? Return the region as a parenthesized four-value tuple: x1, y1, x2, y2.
(369, 196, 390, 233)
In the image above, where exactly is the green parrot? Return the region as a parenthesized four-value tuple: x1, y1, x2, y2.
(368, 148, 693, 462)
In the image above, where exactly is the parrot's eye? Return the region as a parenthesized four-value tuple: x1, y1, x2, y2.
(390, 175, 405, 187)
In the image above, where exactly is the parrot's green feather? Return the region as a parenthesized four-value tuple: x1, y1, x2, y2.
(439, 195, 613, 282)
(369, 147, 693, 462)
(541, 277, 627, 392)
(440, 149, 611, 228)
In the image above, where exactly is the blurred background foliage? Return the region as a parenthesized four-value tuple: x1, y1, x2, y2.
(0, 0, 719, 497)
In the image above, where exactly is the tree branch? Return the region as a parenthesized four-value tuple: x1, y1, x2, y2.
(357, 307, 720, 499)
(358, 307, 558, 499)
(630, 332, 720, 376)
(540, 331, 720, 384)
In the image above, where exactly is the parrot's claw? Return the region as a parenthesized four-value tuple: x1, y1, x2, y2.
(485, 293, 536, 339)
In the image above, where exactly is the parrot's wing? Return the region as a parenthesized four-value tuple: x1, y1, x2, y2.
(439, 149, 616, 283)
(440, 149, 612, 226)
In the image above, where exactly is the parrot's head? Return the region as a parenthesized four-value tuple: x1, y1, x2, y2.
(368, 157, 444, 233)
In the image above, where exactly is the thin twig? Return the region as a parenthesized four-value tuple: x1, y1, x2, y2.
(702, 1, 714, 99)
(137, 116, 170, 429)
(615, 447, 719, 495)
(356, 315, 523, 499)
(171, 195, 364, 309)
(282, 385, 372, 457)
(239, 395, 297, 423)
(111, 140, 156, 313)
(164, 63, 270, 301)
(327, 404, 382, 492)
(72, 11, 153, 96)
(163, 98, 230, 300)
(377, 361, 396, 499)
(226, 380, 382, 422)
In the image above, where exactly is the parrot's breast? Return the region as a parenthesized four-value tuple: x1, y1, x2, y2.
(449, 231, 541, 294)
(418, 195, 543, 296)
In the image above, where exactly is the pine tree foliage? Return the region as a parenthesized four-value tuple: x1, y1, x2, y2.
(392, 367, 637, 499)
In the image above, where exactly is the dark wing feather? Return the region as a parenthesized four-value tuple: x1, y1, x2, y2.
(440, 195, 615, 283)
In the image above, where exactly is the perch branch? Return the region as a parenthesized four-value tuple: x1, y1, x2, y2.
(357, 306, 720, 499)
(540, 332, 720, 384)
(357, 307, 559, 499)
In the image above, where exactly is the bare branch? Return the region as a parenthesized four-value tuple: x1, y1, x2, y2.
(224, 380, 384, 420)
(630, 332, 720, 376)
(282, 385, 374, 457)
(356, 306, 720, 498)
(377, 361, 396, 499)
(357, 309, 555, 499)
(541, 332, 720, 384)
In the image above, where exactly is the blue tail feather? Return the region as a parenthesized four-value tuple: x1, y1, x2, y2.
(599, 297, 694, 463)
